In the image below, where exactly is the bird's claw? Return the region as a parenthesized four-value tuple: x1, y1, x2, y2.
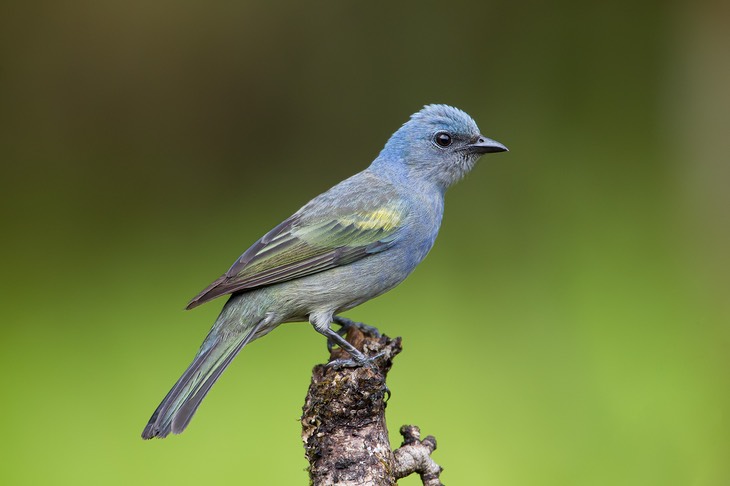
(327, 352, 385, 370)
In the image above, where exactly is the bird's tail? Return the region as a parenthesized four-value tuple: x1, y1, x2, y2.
(141, 317, 266, 439)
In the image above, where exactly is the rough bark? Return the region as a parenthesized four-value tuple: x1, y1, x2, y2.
(301, 327, 444, 485)
(393, 425, 443, 486)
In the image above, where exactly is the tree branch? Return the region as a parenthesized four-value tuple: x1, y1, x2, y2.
(301, 327, 444, 485)
(393, 425, 444, 486)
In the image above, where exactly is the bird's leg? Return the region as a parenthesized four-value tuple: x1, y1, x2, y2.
(333, 316, 382, 338)
(311, 317, 382, 369)
(326, 316, 382, 353)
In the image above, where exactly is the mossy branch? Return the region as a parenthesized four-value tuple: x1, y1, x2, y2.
(301, 327, 444, 485)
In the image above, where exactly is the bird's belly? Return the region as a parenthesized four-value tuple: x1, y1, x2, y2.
(262, 248, 414, 320)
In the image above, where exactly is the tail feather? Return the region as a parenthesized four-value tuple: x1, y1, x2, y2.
(141, 319, 265, 439)
(141, 344, 216, 439)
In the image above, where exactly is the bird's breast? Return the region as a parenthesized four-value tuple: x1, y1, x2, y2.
(399, 189, 444, 268)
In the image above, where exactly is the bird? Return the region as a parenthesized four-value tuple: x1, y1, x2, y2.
(141, 104, 508, 439)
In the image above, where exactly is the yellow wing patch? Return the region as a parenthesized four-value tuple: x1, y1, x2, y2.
(341, 207, 404, 231)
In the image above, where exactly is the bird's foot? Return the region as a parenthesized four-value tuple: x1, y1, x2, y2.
(333, 315, 382, 338)
(327, 352, 385, 370)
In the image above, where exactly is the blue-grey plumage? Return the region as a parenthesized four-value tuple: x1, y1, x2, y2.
(141, 104, 508, 439)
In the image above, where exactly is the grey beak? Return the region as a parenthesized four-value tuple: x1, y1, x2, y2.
(467, 135, 508, 154)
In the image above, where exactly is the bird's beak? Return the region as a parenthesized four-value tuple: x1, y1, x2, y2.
(466, 135, 509, 154)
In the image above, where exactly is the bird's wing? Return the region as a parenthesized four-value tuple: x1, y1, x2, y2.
(186, 174, 408, 309)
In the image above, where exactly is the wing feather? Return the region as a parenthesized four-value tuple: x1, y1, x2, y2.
(186, 187, 407, 310)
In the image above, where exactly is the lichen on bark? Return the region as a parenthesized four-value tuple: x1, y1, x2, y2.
(301, 326, 443, 485)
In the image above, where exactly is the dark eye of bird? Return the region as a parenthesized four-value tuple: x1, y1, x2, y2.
(434, 132, 452, 148)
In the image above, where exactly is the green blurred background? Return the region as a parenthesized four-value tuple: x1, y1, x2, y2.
(1, 0, 728, 484)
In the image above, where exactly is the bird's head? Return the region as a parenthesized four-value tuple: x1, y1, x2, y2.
(375, 104, 508, 190)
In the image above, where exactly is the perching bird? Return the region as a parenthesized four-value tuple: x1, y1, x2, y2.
(141, 104, 507, 439)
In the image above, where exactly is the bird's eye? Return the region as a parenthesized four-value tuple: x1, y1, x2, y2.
(434, 132, 452, 148)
